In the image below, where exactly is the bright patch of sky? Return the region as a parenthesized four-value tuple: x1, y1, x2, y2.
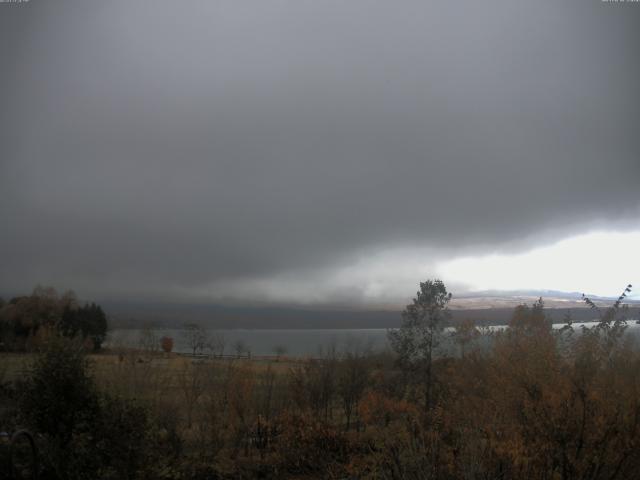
(438, 231, 640, 299)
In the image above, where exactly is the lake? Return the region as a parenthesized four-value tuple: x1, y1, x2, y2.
(108, 321, 640, 357)
(108, 328, 391, 357)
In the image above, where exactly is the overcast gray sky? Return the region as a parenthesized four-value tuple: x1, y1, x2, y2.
(1, 0, 639, 306)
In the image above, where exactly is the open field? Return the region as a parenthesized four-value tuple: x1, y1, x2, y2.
(0, 353, 32, 383)
(1, 349, 303, 387)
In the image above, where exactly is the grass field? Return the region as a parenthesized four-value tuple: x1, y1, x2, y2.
(0, 353, 33, 383)
(1, 348, 308, 450)
(1, 350, 302, 379)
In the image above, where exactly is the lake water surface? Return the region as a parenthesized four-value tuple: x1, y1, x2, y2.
(109, 322, 640, 357)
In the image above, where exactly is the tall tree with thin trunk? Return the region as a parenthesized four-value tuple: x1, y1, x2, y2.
(388, 279, 451, 413)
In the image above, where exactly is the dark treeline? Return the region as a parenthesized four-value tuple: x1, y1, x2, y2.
(1, 281, 640, 479)
(0, 286, 108, 351)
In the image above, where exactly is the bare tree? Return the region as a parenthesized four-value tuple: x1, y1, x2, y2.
(291, 347, 338, 422)
(338, 339, 371, 430)
(177, 360, 206, 428)
(272, 344, 287, 360)
(137, 325, 159, 356)
(206, 332, 226, 358)
(234, 339, 249, 358)
(257, 365, 277, 422)
(451, 319, 480, 358)
(182, 323, 207, 356)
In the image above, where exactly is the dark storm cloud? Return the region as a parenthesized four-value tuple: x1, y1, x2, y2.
(1, 0, 639, 303)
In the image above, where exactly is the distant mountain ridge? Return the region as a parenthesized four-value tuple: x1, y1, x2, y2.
(450, 289, 639, 310)
(457, 289, 585, 299)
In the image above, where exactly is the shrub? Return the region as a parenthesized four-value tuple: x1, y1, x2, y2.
(160, 336, 174, 354)
(17, 337, 157, 479)
(272, 411, 349, 476)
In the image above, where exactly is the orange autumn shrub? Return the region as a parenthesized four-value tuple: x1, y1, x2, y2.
(270, 411, 349, 476)
(358, 391, 416, 427)
(160, 336, 174, 353)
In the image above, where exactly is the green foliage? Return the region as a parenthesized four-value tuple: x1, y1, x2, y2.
(19, 338, 99, 442)
(93, 395, 152, 480)
(17, 338, 156, 480)
(59, 303, 108, 350)
(388, 279, 451, 411)
(18, 338, 100, 478)
(388, 280, 452, 365)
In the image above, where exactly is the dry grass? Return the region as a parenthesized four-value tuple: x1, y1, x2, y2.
(1, 350, 299, 389)
(0, 353, 33, 383)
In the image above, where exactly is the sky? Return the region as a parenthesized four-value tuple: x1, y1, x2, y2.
(1, 0, 639, 307)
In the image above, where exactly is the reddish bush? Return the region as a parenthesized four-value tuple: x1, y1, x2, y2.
(160, 336, 174, 353)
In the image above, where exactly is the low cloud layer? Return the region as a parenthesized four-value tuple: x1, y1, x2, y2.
(1, 1, 639, 305)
